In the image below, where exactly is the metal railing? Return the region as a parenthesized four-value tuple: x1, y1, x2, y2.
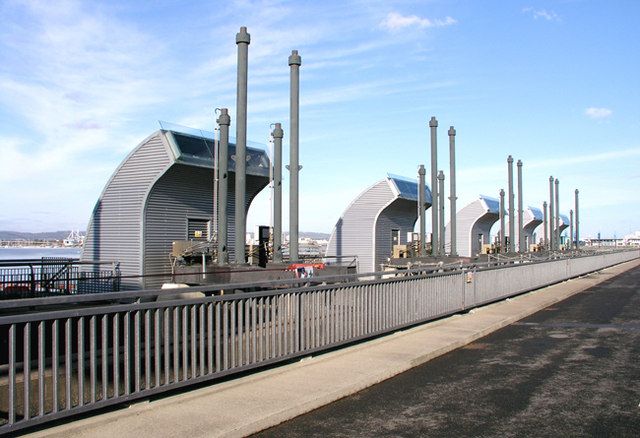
(0, 259, 121, 299)
(0, 249, 637, 433)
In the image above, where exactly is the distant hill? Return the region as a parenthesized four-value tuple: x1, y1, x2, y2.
(1, 230, 331, 241)
(0, 230, 73, 240)
(298, 232, 331, 240)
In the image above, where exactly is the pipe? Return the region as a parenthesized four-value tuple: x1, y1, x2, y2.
(216, 108, 230, 265)
(289, 49, 302, 262)
(554, 178, 560, 251)
(234, 26, 250, 264)
(418, 165, 426, 257)
(429, 116, 438, 256)
(575, 189, 580, 250)
(272, 123, 284, 263)
(543, 201, 548, 250)
(499, 189, 505, 253)
(507, 155, 515, 253)
(438, 170, 445, 255)
(517, 159, 524, 252)
(570, 209, 574, 252)
(549, 176, 554, 251)
(448, 126, 457, 256)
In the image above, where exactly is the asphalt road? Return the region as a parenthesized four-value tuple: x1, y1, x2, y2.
(255, 266, 640, 437)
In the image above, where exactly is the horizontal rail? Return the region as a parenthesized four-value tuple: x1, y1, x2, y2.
(0, 249, 637, 434)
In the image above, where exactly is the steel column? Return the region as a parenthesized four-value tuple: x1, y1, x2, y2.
(507, 156, 515, 252)
(448, 126, 457, 256)
(517, 159, 524, 252)
(288, 49, 302, 262)
(217, 109, 230, 265)
(575, 189, 580, 250)
(418, 165, 426, 257)
(429, 116, 438, 255)
(438, 170, 445, 255)
(499, 189, 505, 252)
(549, 176, 554, 251)
(234, 26, 250, 264)
(272, 123, 284, 263)
(570, 209, 574, 251)
(555, 178, 560, 250)
(543, 201, 548, 249)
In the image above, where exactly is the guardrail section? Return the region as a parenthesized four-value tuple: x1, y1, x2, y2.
(0, 250, 637, 433)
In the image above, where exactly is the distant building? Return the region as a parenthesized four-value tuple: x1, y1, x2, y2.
(81, 124, 270, 289)
(326, 174, 432, 273)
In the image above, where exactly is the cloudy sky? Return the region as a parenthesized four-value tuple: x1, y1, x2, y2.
(1, 0, 638, 238)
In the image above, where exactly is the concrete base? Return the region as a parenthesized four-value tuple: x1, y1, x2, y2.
(30, 259, 640, 438)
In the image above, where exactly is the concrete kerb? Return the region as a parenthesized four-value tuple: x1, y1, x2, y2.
(28, 259, 640, 438)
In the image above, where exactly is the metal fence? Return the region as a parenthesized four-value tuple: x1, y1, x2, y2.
(0, 259, 121, 299)
(0, 250, 637, 433)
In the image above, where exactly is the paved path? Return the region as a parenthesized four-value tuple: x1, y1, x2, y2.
(256, 263, 640, 437)
(28, 259, 640, 438)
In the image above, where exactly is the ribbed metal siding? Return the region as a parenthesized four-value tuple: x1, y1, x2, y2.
(326, 181, 396, 273)
(445, 200, 490, 257)
(143, 164, 267, 288)
(374, 199, 418, 270)
(81, 133, 171, 289)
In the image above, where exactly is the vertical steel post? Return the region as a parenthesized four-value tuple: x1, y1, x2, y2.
(570, 209, 574, 251)
(234, 26, 250, 264)
(217, 109, 230, 265)
(448, 126, 457, 256)
(429, 116, 438, 255)
(549, 176, 555, 251)
(499, 189, 505, 252)
(575, 189, 580, 250)
(272, 123, 284, 263)
(507, 156, 515, 252)
(418, 165, 426, 257)
(289, 49, 302, 262)
(438, 170, 445, 255)
(517, 159, 524, 252)
(543, 201, 548, 250)
(554, 178, 560, 251)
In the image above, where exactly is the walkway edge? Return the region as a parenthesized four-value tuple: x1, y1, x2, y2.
(29, 259, 640, 438)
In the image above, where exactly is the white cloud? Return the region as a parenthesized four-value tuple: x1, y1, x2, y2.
(584, 107, 613, 120)
(523, 7, 560, 22)
(380, 12, 457, 31)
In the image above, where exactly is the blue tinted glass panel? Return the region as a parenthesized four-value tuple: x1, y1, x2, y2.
(388, 174, 432, 203)
(529, 206, 543, 220)
(481, 196, 500, 213)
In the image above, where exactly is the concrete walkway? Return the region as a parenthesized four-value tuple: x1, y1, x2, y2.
(29, 259, 640, 438)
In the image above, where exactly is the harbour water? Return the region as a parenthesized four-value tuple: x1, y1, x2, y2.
(0, 247, 81, 261)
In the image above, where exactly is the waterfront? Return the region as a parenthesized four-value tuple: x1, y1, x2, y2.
(0, 247, 81, 260)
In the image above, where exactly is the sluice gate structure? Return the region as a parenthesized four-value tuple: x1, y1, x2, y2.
(0, 249, 637, 434)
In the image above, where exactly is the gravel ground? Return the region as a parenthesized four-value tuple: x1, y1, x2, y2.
(255, 266, 640, 437)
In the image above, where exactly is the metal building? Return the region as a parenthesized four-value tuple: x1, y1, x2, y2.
(505, 206, 544, 250)
(445, 195, 501, 257)
(325, 174, 432, 273)
(557, 213, 570, 246)
(81, 125, 270, 289)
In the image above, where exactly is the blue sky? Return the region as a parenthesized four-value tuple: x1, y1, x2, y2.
(1, 0, 638, 238)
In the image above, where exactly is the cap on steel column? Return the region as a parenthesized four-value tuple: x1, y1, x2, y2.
(236, 26, 251, 44)
(429, 116, 438, 127)
(288, 49, 301, 66)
